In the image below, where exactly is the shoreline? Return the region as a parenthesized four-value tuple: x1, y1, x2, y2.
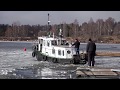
(0, 40, 36, 43)
(0, 40, 120, 45)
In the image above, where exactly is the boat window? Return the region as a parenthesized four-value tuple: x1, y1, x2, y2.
(61, 40, 66, 45)
(43, 40, 45, 46)
(58, 50, 61, 55)
(39, 39, 40, 44)
(40, 39, 43, 44)
(59, 40, 68, 45)
(47, 41, 50, 47)
(36, 45, 38, 50)
(63, 50, 64, 56)
(52, 40, 57, 45)
(52, 49, 55, 54)
(58, 40, 66, 45)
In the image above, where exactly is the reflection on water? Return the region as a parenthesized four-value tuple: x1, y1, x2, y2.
(0, 41, 120, 79)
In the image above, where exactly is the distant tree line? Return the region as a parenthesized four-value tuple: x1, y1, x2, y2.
(0, 17, 120, 42)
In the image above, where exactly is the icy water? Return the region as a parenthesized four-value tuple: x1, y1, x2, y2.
(0, 41, 120, 79)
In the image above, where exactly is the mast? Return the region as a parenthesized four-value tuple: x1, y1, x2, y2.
(48, 13, 51, 37)
(48, 13, 50, 27)
(59, 29, 62, 45)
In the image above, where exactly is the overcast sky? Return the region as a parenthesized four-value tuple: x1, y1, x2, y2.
(0, 11, 120, 25)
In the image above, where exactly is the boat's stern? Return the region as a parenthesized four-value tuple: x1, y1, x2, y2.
(64, 47, 87, 64)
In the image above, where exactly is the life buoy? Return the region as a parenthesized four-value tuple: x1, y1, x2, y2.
(32, 52, 36, 57)
(70, 60, 74, 64)
(43, 56, 47, 61)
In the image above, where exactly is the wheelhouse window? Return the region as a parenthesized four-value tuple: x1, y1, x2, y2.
(61, 40, 66, 45)
(43, 40, 45, 46)
(58, 40, 68, 45)
(40, 39, 43, 44)
(52, 40, 57, 45)
(39, 39, 40, 44)
(47, 41, 50, 47)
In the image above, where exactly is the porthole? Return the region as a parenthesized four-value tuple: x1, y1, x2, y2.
(67, 50, 71, 54)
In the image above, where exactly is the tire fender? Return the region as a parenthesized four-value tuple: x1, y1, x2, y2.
(32, 52, 36, 57)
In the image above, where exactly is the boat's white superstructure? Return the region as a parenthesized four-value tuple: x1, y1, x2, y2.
(37, 35, 76, 59)
(32, 34, 87, 64)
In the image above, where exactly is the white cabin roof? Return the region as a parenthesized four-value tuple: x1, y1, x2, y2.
(38, 36, 66, 41)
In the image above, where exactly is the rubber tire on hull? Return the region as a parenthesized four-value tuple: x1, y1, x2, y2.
(36, 54, 40, 61)
(38, 54, 44, 61)
(42, 55, 47, 61)
(52, 58, 58, 63)
(74, 59, 80, 64)
(70, 60, 74, 64)
(32, 52, 36, 57)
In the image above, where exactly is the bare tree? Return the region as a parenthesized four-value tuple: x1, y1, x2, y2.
(73, 19, 79, 38)
(113, 22, 120, 35)
(96, 19, 104, 36)
(104, 17, 115, 36)
(88, 17, 95, 39)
